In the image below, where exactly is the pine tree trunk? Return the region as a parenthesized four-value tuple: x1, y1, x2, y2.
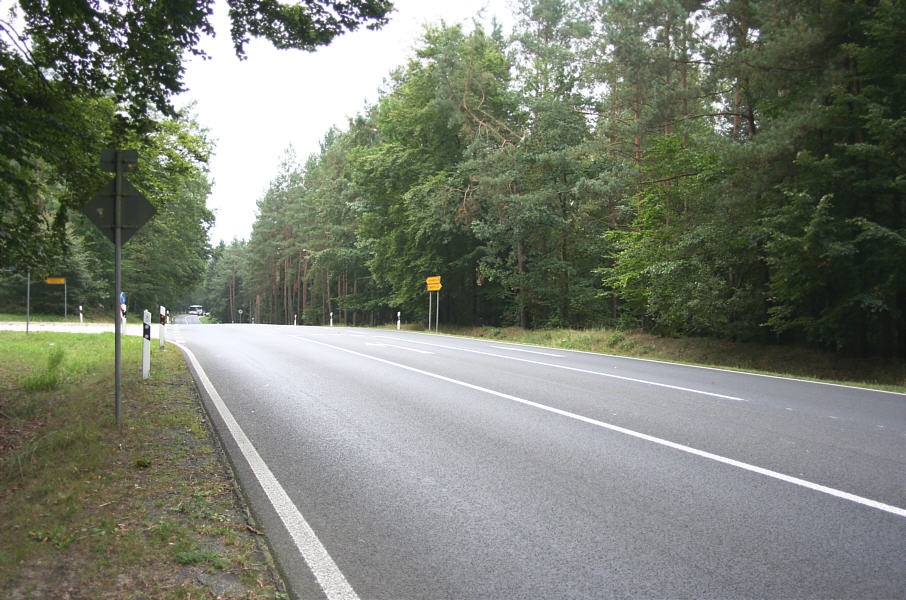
(517, 239, 527, 328)
(230, 264, 236, 323)
(302, 257, 308, 323)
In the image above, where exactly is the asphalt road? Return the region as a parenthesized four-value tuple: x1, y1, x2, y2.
(170, 321, 906, 599)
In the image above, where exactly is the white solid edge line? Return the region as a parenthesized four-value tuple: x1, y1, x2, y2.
(297, 336, 906, 519)
(176, 341, 359, 600)
(376, 335, 745, 402)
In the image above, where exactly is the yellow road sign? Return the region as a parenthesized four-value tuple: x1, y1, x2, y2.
(45, 277, 66, 285)
(426, 276, 441, 285)
(427, 283, 442, 291)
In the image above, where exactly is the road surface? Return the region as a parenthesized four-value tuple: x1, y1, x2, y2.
(169, 320, 905, 599)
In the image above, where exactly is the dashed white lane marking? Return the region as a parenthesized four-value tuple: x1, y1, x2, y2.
(376, 336, 745, 402)
(491, 345, 564, 357)
(366, 342, 434, 354)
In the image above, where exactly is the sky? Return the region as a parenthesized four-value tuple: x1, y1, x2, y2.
(176, 0, 516, 245)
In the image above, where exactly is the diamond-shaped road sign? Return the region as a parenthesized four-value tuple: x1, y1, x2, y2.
(82, 178, 156, 244)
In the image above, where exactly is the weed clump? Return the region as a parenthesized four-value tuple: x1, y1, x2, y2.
(23, 346, 65, 391)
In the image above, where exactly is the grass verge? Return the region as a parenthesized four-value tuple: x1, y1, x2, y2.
(0, 331, 287, 599)
(0, 311, 108, 324)
(425, 325, 906, 392)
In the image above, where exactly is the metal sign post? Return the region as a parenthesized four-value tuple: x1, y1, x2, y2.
(44, 277, 66, 318)
(114, 177, 123, 425)
(426, 276, 442, 332)
(83, 149, 155, 427)
(26, 268, 30, 334)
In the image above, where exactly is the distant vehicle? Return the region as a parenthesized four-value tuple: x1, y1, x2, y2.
(188, 304, 203, 315)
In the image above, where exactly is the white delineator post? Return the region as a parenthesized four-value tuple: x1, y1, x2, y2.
(159, 305, 166, 348)
(142, 309, 151, 379)
(79, 305, 83, 324)
(397, 311, 401, 330)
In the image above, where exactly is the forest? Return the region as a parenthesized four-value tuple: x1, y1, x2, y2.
(1, 0, 902, 358)
(0, 1, 391, 317)
(202, 0, 905, 358)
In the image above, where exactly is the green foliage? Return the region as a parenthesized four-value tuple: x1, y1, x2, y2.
(116, 112, 216, 312)
(466, 0, 604, 328)
(0, 109, 217, 315)
(602, 132, 767, 340)
(200, 0, 905, 358)
(1, 0, 392, 288)
(203, 239, 248, 323)
(227, 0, 393, 57)
(756, 0, 906, 355)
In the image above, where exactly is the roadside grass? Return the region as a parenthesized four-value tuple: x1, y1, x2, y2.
(0, 311, 109, 324)
(1, 312, 71, 322)
(418, 325, 906, 392)
(0, 331, 287, 599)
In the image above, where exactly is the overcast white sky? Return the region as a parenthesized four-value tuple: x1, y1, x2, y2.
(176, 0, 515, 245)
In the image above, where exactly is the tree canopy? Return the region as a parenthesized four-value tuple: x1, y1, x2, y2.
(1, 0, 393, 271)
(207, 0, 904, 358)
(3, 0, 901, 358)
